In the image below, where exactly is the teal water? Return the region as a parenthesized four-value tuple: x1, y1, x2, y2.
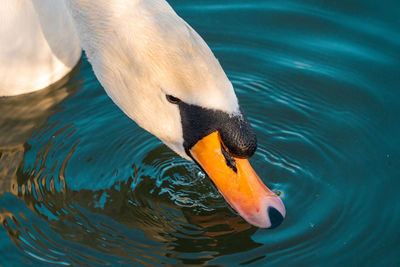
(1, 0, 399, 265)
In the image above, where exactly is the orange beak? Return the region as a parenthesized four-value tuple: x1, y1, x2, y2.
(190, 131, 286, 228)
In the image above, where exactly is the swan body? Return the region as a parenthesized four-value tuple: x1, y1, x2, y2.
(0, 0, 81, 96)
(0, 0, 285, 228)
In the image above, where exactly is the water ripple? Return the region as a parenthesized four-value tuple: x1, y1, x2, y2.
(1, 0, 399, 265)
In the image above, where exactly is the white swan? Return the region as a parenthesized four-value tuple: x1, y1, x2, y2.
(0, 0, 285, 228)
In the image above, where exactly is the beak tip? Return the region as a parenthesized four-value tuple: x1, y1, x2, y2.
(267, 206, 285, 229)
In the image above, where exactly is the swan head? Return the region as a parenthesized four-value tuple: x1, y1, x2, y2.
(67, 0, 285, 228)
(118, 35, 285, 228)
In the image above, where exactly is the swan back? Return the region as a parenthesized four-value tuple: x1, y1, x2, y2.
(0, 0, 81, 96)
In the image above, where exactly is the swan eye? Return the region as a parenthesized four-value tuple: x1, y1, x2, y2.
(166, 94, 181, 104)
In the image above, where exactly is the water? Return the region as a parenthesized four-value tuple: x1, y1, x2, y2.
(1, 0, 399, 265)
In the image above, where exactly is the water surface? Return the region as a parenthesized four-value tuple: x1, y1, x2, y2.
(1, 0, 399, 265)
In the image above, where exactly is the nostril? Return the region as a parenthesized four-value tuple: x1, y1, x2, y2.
(267, 206, 284, 229)
(220, 142, 237, 172)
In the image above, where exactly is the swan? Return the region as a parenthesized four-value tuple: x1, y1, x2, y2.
(0, 0, 285, 228)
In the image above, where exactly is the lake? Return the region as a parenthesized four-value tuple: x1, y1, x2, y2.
(0, 0, 399, 265)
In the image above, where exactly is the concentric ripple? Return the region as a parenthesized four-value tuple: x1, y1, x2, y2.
(1, 0, 400, 266)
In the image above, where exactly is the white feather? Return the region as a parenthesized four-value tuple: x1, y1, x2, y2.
(0, 0, 240, 159)
(0, 0, 81, 96)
